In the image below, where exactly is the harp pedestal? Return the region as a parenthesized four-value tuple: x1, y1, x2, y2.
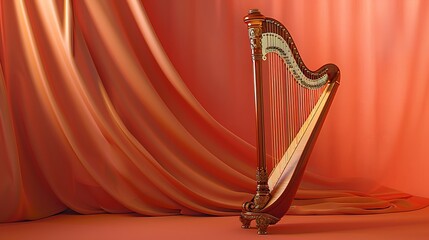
(240, 212, 279, 235)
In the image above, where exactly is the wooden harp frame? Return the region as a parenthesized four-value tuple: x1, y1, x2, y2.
(240, 9, 340, 235)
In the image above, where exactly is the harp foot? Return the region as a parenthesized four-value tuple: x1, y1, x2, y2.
(240, 212, 279, 235)
(239, 215, 251, 229)
(256, 215, 270, 235)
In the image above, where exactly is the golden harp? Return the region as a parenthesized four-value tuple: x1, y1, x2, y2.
(240, 9, 340, 234)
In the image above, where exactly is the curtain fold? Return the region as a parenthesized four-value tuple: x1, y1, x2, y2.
(1, 0, 428, 223)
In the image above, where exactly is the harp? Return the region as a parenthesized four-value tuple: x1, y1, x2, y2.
(239, 9, 340, 234)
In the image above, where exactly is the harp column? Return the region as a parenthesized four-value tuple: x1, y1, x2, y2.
(244, 9, 270, 210)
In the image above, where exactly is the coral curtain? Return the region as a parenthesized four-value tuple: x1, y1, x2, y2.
(0, 0, 428, 222)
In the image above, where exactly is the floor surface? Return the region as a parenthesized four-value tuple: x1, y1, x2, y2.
(1, 206, 428, 240)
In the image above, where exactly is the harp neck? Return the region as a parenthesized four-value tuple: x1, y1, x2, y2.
(244, 10, 341, 85)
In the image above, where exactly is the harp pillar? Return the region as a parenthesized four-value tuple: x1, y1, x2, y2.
(243, 9, 271, 211)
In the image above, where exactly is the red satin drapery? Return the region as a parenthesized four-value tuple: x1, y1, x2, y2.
(1, 0, 428, 223)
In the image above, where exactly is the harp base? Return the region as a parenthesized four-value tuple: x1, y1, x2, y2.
(240, 211, 280, 235)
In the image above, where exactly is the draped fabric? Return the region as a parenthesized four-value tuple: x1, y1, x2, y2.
(0, 0, 428, 222)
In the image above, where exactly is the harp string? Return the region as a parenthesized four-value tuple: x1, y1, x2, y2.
(264, 22, 327, 178)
